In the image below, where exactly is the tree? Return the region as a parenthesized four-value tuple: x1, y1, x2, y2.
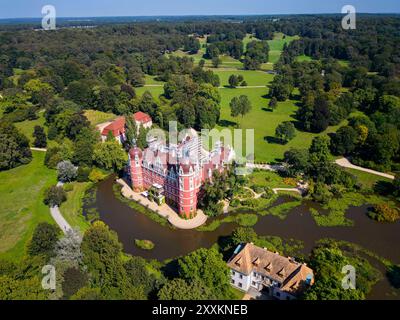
(158, 279, 215, 300)
(28, 222, 60, 257)
(33, 126, 47, 148)
(275, 121, 296, 144)
(228, 75, 239, 88)
(269, 97, 278, 111)
(93, 141, 128, 172)
(44, 185, 67, 207)
(309, 136, 330, 164)
(70, 287, 104, 300)
(124, 115, 137, 148)
(24, 78, 54, 107)
(230, 227, 257, 246)
(53, 228, 83, 264)
(184, 37, 200, 54)
(393, 175, 400, 198)
(0, 122, 32, 171)
(330, 126, 358, 156)
(284, 148, 310, 177)
(229, 95, 252, 125)
(302, 243, 379, 300)
(124, 257, 164, 296)
(368, 204, 399, 222)
(57, 160, 78, 182)
(178, 247, 232, 299)
(73, 127, 98, 166)
(212, 56, 221, 68)
(81, 221, 145, 299)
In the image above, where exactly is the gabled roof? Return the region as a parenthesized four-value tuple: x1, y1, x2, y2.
(133, 111, 152, 123)
(101, 112, 152, 137)
(102, 116, 125, 137)
(227, 243, 314, 295)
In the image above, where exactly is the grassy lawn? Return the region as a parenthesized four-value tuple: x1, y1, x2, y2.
(344, 168, 393, 190)
(15, 112, 46, 146)
(84, 109, 117, 126)
(0, 151, 57, 261)
(144, 74, 165, 85)
(296, 54, 314, 62)
(247, 170, 296, 189)
(60, 182, 91, 232)
(213, 70, 273, 87)
(267, 33, 300, 64)
(216, 87, 344, 162)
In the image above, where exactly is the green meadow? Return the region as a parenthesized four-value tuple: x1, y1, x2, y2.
(0, 151, 57, 261)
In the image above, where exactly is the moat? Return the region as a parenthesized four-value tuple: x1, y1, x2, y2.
(89, 176, 400, 299)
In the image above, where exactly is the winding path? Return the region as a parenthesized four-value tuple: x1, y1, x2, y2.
(335, 158, 395, 180)
(50, 182, 72, 234)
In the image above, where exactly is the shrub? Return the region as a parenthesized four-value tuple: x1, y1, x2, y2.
(57, 160, 78, 182)
(28, 222, 60, 257)
(368, 204, 399, 223)
(230, 199, 240, 207)
(88, 168, 107, 183)
(44, 185, 67, 207)
(77, 166, 91, 182)
(134, 239, 155, 250)
(63, 183, 74, 192)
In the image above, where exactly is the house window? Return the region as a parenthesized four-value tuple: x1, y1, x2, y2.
(239, 275, 243, 279)
(252, 281, 256, 286)
(232, 271, 236, 275)
(231, 279, 235, 284)
(253, 272, 257, 277)
(238, 283, 242, 288)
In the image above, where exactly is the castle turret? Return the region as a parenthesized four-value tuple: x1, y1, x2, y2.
(129, 147, 144, 192)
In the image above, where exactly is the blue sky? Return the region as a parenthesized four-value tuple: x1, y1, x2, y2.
(0, 0, 399, 19)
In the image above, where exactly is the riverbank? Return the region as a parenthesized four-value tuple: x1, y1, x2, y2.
(116, 178, 208, 230)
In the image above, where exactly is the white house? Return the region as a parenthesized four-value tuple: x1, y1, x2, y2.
(227, 243, 314, 300)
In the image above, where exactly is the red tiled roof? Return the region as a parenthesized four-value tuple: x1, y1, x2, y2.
(133, 112, 152, 124)
(102, 117, 125, 137)
(101, 112, 152, 137)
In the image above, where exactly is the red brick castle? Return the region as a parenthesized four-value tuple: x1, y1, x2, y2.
(128, 129, 234, 218)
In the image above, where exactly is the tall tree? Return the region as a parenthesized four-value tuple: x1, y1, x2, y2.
(33, 126, 47, 148)
(229, 95, 252, 126)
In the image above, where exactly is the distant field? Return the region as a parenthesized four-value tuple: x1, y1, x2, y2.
(267, 33, 300, 64)
(84, 109, 117, 126)
(0, 151, 57, 261)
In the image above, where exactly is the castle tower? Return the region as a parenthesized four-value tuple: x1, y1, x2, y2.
(129, 147, 144, 192)
(178, 163, 197, 218)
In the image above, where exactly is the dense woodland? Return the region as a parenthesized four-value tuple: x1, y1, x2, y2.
(1, 15, 400, 300)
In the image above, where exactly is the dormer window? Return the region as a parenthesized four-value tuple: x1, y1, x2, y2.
(235, 257, 242, 266)
(278, 268, 286, 277)
(252, 257, 260, 266)
(264, 262, 272, 272)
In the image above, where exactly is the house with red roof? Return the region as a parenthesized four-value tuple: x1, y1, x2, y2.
(100, 112, 153, 143)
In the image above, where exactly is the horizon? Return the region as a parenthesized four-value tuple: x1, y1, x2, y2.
(0, 0, 399, 19)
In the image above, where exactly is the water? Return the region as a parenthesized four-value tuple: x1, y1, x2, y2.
(90, 176, 400, 299)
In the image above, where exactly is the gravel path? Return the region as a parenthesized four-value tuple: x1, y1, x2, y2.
(335, 158, 395, 180)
